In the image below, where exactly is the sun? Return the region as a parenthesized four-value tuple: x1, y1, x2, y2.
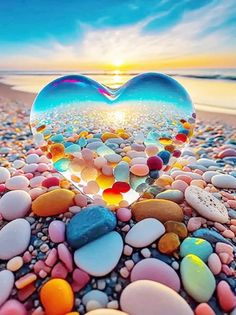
(112, 58, 124, 67)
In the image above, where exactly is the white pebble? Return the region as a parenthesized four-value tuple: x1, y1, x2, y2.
(0, 167, 10, 184)
(5, 175, 29, 190)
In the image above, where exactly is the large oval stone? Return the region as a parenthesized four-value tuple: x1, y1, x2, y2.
(131, 199, 183, 223)
(74, 231, 123, 276)
(185, 186, 228, 223)
(120, 280, 193, 315)
(130, 258, 180, 292)
(180, 237, 213, 262)
(85, 310, 128, 315)
(67, 205, 116, 249)
(180, 254, 216, 302)
(0, 219, 31, 260)
(0, 270, 14, 307)
(125, 218, 165, 248)
(32, 189, 75, 216)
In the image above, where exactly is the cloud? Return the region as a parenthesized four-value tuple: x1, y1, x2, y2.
(0, 0, 235, 70)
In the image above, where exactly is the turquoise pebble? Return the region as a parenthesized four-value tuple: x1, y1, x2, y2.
(180, 237, 213, 262)
(180, 254, 215, 302)
(114, 161, 129, 181)
(66, 205, 117, 249)
(53, 158, 70, 172)
(50, 134, 64, 143)
(65, 144, 81, 153)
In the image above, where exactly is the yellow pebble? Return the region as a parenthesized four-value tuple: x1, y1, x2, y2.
(101, 132, 119, 142)
(40, 279, 74, 315)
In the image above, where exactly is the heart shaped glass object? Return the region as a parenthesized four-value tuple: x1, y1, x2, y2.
(30, 73, 195, 205)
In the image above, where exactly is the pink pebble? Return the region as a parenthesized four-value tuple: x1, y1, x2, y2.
(94, 157, 107, 169)
(208, 253, 222, 275)
(45, 248, 58, 267)
(195, 303, 216, 315)
(72, 268, 90, 292)
(222, 264, 234, 276)
(215, 242, 233, 255)
(222, 229, 235, 239)
(85, 181, 100, 194)
(48, 220, 65, 243)
(214, 222, 227, 232)
(34, 260, 51, 274)
(93, 197, 106, 206)
(23, 251, 32, 263)
(171, 180, 188, 192)
(117, 208, 132, 222)
(37, 163, 49, 172)
(190, 179, 206, 188)
(218, 149, 236, 158)
(175, 175, 192, 184)
(0, 184, 6, 193)
(102, 165, 113, 176)
(0, 299, 27, 315)
(57, 243, 73, 272)
(74, 194, 88, 207)
(130, 164, 149, 176)
(187, 217, 202, 232)
(221, 191, 235, 200)
(218, 252, 230, 264)
(51, 262, 68, 279)
(227, 200, 236, 209)
(230, 225, 236, 234)
(41, 177, 60, 188)
(24, 173, 34, 180)
(217, 280, 236, 312)
(81, 148, 93, 161)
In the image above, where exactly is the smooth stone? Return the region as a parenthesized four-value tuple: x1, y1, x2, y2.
(40, 279, 74, 315)
(0, 219, 31, 260)
(0, 167, 10, 184)
(114, 162, 129, 182)
(74, 231, 123, 276)
(195, 303, 216, 315)
(156, 190, 184, 203)
(217, 280, 236, 312)
(5, 175, 29, 190)
(0, 190, 31, 221)
(0, 299, 27, 315)
(85, 310, 128, 315)
(193, 228, 234, 246)
(208, 253, 222, 275)
(164, 221, 187, 239)
(130, 258, 180, 292)
(131, 199, 184, 223)
(218, 149, 236, 158)
(158, 232, 180, 254)
(197, 158, 218, 167)
(180, 237, 213, 262)
(82, 290, 108, 309)
(125, 218, 165, 248)
(0, 270, 14, 307)
(7, 256, 24, 272)
(202, 171, 220, 183)
(32, 189, 75, 216)
(185, 186, 229, 223)
(211, 174, 236, 189)
(49, 220, 65, 243)
(130, 164, 149, 176)
(180, 254, 216, 302)
(120, 280, 193, 315)
(67, 206, 116, 249)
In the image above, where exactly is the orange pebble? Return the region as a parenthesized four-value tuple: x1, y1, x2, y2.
(195, 303, 216, 315)
(81, 167, 98, 182)
(40, 279, 74, 315)
(50, 143, 65, 162)
(65, 313, 80, 315)
(96, 174, 115, 189)
(102, 188, 123, 205)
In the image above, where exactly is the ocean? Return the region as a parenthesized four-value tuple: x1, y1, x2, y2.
(0, 69, 236, 115)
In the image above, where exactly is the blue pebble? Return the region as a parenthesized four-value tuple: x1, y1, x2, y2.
(50, 134, 64, 143)
(180, 237, 213, 262)
(158, 150, 171, 165)
(149, 170, 159, 179)
(66, 205, 117, 249)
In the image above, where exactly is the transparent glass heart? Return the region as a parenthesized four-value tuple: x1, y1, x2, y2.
(30, 73, 195, 205)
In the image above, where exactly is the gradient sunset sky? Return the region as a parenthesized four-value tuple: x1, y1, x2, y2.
(0, 0, 235, 71)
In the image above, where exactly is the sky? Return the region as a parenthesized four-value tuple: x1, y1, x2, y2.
(0, 0, 236, 71)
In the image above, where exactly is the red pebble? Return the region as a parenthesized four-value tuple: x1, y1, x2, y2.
(33, 260, 51, 274)
(0, 184, 6, 192)
(41, 177, 60, 188)
(195, 303, 216, 315)
(175, 133, 187, 142)
(72, 268, 90, 292)
(147, 156, 163, 170)
(112, 182, 131, 193)
(18, 283, 36, 301)
(217, 280, 236, 312)
(51, 262, 68, 279)
(173, 150, 181, 158)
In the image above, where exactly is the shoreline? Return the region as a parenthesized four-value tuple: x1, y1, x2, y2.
(0, 82, 235, 126)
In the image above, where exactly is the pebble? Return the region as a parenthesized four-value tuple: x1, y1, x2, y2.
(5, 175, 29, 190)
(130, 258, 180, 291)
(85, 310, 128, 315)
(180, 237, 213, 261)
(180, 254, 216, 302)
(116, 208, 132, 222)
(125, 218, 165, 248)
(32, 189, 75, 216)
(0, 219, 31, 260)
(82, 290, 108, 310)
(40, 279, 74, 315)
(74, 231, 123, 276)
(48, 220, 66, 243)
(208, 253, 222, 275)
(66, 205, 116, 249)
(131, 199, 183, 223)
(0, 167, 10, 183)
(0, 299, 27, 315)
(0, 190, 31, 220)
(202, 171, 219, 183)
(195, 303, 216, 315)
(217, 280, 236, 312)
(158, 232, 180, 254)
(42, 177, 60, 188)
(6, 256, 24, 272)
(187, 217, 202, 232)
(155, 189, 184, 203)
(185, 186, 229, 223)
(164, 221, 187, 239)
(120, 280, 193, 315)
(0, 270, 14, 307)
(211, 174, 236, 189)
